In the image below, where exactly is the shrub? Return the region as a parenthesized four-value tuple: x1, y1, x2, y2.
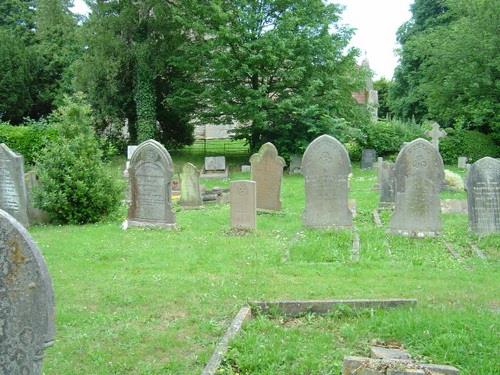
(34, 94, 122, 224)
(440, 129, 499, 164)
(364, 119, 424, 157)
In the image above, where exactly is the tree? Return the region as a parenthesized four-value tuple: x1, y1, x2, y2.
(199, 0, 368, 157)
(373, 78, 392, 119)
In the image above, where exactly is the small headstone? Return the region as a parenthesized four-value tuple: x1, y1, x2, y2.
(302, 135, 352, 228)
(230, 180, 256, 230)
(378, 161, 396, 209)
(241, 165, 251, 173)
(0, 143, 29, 227)
(125, 139, 176, 229)
(0, 209, 55, 374)
(466, 157, 500, 234)
(361, 149, 377, 169)
(201, 156, 228, 179)
(425, 122, 447, 151)
(127, 145, 138, 160)
(390, 138, 444, 236)
(180, 163, 202, 208)
(250, 142, 286, 211)
(24, 171, 50, 225)
(457, 157, 467, 169)
(288, 154, 302, 174)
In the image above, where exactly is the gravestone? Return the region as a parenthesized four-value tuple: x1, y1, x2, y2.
(230, 180, 256, 230)
(24, 171, 50, 225)
(201, 156, 228, 179)
(241, 165, 251, 173)
(425, 122, 447, 151)
(457, 157, 467, 169)
(361, 149, 377, 169)
(0, 209, 55, 374)
(302, 135, 352, 228)
(288, 155, 302, 174)
(180, 163, 202, 208)
(125, 139, 176, 229)
(250, 143, 286, 211)
(390, 139, 444, 236)
(0, 143, 29, 227)
(378, 161, 395, 209)
(123, 145, 138, 178)
(466, 157, 500, 234)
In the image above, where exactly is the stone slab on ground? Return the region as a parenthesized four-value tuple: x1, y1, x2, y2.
(371, 346, 411, 360)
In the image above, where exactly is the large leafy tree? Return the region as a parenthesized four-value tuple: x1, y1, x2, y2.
(199, 0, 368, 156)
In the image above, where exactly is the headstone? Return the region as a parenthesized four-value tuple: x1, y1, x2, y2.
(302, 135, 352, 228)
(241, 165, 251, 173)
(250, 143, 286, 211)
(0, 143, 29, 227)
(125, 139, 176, 229)
(361, 149, 377, 169)
(376, 156, 383, 168)
(0, 209, 55, 374)
(201, 156, 228, 179)
(390, 138, 444, 236)
(180, 163, 202, 208)
(289, 155, 302, 174)
(123, 145, 138, 178)
(457, 157, 467, 169)
(230, 180, 256, 230)
(378, 161, 396, 209)
(425, 122, 447, 151)
(24, 171, 50, 225)
(466, 157, 500, 234)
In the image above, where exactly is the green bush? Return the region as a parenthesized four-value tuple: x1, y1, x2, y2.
(364, 119, 424, 157)
(34, 94, 122, 224)
(0, 120, 57, 164)
(440, 129, 499, 164)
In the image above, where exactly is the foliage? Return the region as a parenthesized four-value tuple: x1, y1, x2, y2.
(34, 94, 121, 224)
(373, 78, 392, 119)
(364, 119, 424, 157)
(439, 129, 499, 164)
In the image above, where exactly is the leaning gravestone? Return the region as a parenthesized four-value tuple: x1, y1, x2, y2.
(0, 143, 29, 227)
(230, 180, 256, 230)
(180, 163, 202, 208)
(250, 142, 286, 211)
(390, 138, 444, 236)
(125, 139, 176, 229)
(378, 161, 396, 209)
(302, 135, 352, 228)
(361, 149, 377, 169)
(467, 157, 500, 234)
(0, 209, 55, 374)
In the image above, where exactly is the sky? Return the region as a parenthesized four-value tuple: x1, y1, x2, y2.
(71, 0, 413, 79)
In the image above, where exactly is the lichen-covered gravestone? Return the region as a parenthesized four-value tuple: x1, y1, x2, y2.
(378, 161, 395, 209)
(302, 135, 352, 228)
(361, 149, 377, 169)
(0, 143, 29, 227)
(250, 143, 286, 211)
(390, 139, 444, 236)
(0, 209, 55, 374)
(125, 139, 176, 229)
(180, 163, 202, 208)
(466, 157, 500, 234)
(230, 180, 256, 230)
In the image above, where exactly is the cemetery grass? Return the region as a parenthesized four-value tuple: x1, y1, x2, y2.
(31, 161, 499, 374)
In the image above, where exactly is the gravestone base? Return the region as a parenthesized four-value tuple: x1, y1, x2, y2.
(390, 229, 439, 238)
(122, 220, 176, 230)
(200, 167, 229, 179)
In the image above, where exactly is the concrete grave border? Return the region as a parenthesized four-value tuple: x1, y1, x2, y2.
(201, 298, 417, 375)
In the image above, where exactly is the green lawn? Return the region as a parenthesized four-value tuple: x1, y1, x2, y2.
(33, 156, 499, 374)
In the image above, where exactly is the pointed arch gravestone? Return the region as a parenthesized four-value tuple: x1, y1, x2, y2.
(302, 135, 352, 228)
(125, 140, 176, 229)
(0, 143, 29, 227)
(250, 142, 286, 211)
(466, 157, 500, 234)
(390, 138, 444, 236)
(0, 209, 55, 374)
(180, 162, 202, 208)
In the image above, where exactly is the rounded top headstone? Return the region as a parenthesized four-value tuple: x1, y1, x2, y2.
(130, 139, 173, 172)
(302, 134, 351, 175)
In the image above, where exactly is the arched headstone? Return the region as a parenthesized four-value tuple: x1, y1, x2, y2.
(302, 135, 352, 228)
(125, 140, 176, 229)
(390, 138, 444, 236)
(250, 143, 286, 211)
(467, 157, 500, 234)
(0, 209, 55, 374)
(180, 163, 202, 208)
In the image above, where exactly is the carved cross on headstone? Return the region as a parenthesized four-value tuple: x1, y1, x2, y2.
(425, 122, 447, 150)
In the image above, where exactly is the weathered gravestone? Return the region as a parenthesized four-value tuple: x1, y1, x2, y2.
(250, 142, 286, 211)
(201, 156, 228, 179)
(457, 157, 467, 169)
(467, 157, 500, 234)
(288, 155, 302, 175)
(125, 139, 176, 229)
(361, 149, 377, 169)
(378, 161, 395, 209)
(0, 143, 29, 227)
(24, 171, 50, 225)
(425, 122, 447, 151)
(390, 139, 444, 236)
(230, 180, 256, 230)
(180, 163, 202, 208)
(0, 209, 55, 374)
(302, 135, 352, 228)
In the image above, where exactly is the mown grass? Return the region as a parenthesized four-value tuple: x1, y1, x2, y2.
(33, 155, 499, 374)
